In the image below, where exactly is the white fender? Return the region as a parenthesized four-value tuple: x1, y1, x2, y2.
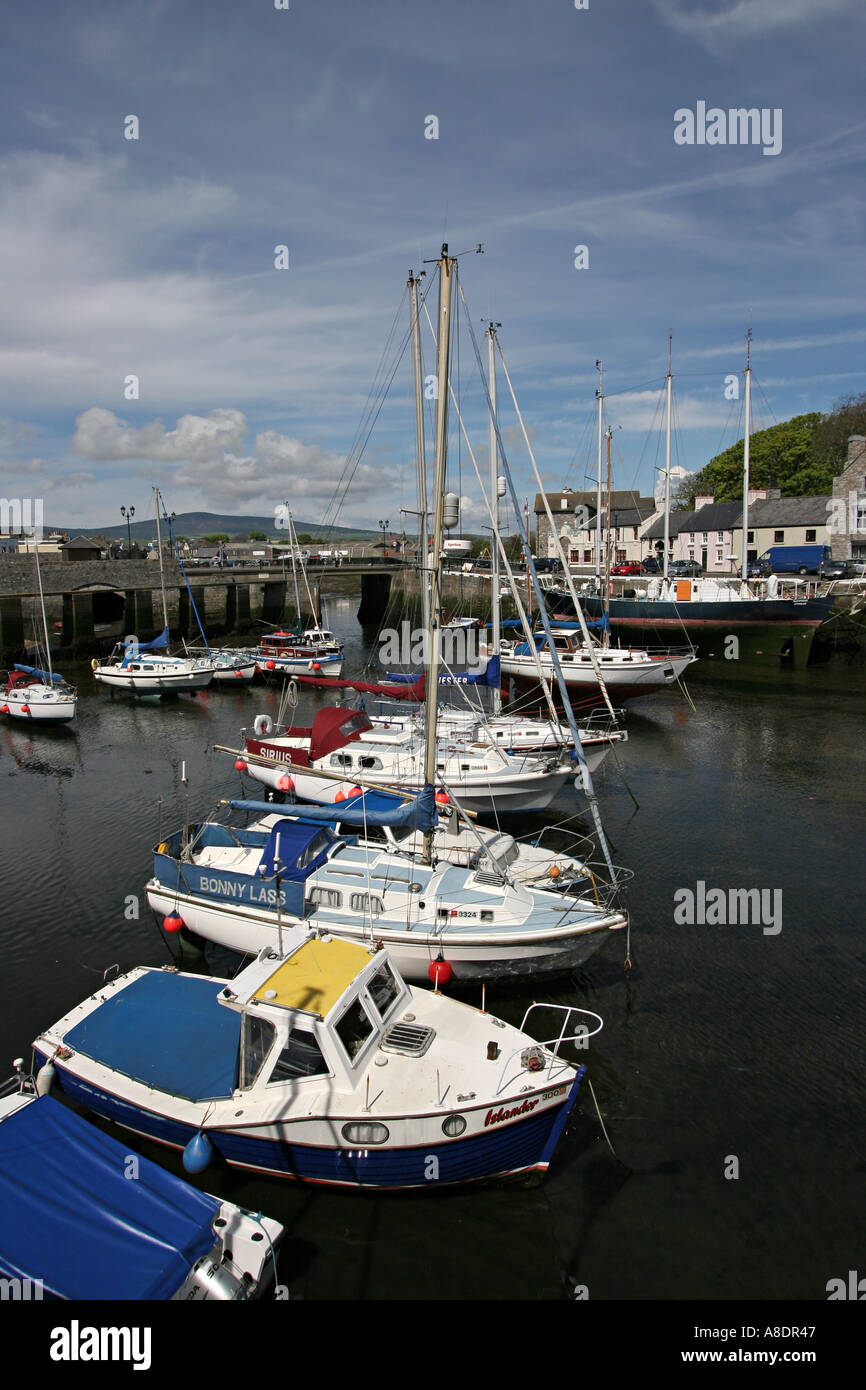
(253, 714, 274, 738)
(35, 1060, 55, 1096)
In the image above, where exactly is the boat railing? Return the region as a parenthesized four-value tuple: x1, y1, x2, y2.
(493, 1005, 603, 1094)
(0, 1061, 37, 1099)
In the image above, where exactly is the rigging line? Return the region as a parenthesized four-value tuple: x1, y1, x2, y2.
(319, 284, 414, 536)
(458, 286, 619, 883)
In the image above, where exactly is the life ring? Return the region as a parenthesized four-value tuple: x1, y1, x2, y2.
(91, 659, 98, 671)
(253, 713, 273, 738)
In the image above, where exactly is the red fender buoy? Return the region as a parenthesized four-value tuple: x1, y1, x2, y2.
(234, 758, 248, 772)
(428, 957, 453, 987)
(163, 912, 184, 934)
(277, 773, 295, 791)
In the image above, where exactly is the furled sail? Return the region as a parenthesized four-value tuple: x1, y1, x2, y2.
(229, 783, 438, 831)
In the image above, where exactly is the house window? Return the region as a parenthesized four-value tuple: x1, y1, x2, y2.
(583, 549, 592, 563)
(702, 533, 708, 542)
(633, 527, 639, 540)
(716, 548, 723, 562)
(615, 549, 626, 563)
(774, 530, 784, 543)
(688, 549, 695, 559)
(561, 498, 568, 510)
(747, 531, 754, 542)
(614, 528, 620, 541)
(805, 529, 816, 543)
(570, 549, 580, 563)
(717, 532, 724, 541)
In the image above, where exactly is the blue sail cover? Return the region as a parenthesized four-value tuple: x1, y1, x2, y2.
(230, 782, 438, 832)
(13, 664, 65, 686)
(385, 656, 501, 687)
(123, 626, 170, 651)
(0, 1095, 221, 1299)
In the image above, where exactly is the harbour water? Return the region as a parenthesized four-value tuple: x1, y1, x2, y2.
(1, 594, 863, 1300)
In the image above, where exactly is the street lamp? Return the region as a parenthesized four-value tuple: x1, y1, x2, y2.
(120, 504, 135, 552)
(379, 518, 389, 556)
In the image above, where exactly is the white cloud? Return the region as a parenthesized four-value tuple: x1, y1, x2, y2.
(73, 407, 247, 462)
(651, 0, 858, 48)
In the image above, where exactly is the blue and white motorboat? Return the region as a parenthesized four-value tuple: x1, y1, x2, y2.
(34, 937, 598, 1189)
(0, 1067, 282, 1299)
(146, 788, 627, 981)
(253, 628, 344, 679)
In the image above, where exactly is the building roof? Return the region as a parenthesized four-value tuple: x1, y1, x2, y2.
(61, 535, 103, 550)
(677, 502, 743, 536)
(534, 490, 652, 514)
(642, 510, 692, 539)
(748, 496, 829, 526)
(586, 504, 657, 532)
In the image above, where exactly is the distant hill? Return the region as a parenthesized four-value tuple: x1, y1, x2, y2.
(52, 512, 380, 542)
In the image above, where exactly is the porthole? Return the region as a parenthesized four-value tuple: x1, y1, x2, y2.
(442, 1113, 467, 1138)
(341, 1122, 390, 1145)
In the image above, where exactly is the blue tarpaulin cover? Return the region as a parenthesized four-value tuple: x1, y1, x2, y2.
(0, 1095, 220, 1299)
(231, 782, 438, 832)
(12, 664, 65, 686)
(64, 970, 240, 1102)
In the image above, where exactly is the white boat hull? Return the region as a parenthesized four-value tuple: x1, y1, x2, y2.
(1, 684, 77, 723)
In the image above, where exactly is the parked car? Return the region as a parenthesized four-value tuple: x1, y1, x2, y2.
(668, 560, 703, 577)
(640, 557, 661, 574)
(736, 561, 767, 579)
(820, 558, 864, 580)
(611, 561, 642, 576)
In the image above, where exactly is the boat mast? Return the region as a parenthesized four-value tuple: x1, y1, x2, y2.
(603, 426, 612, 640)
(153, 487, 170, 632)
(486, 321, 502, 716)
(286, 506, 302, 622)
(422, 244, 455, 865)
(595, 359, 603, 587)
(741, 324, 752, 587)
(408, 271, 430, 633)
(663, 334, 672, 581)
(33, 542, 52, 681)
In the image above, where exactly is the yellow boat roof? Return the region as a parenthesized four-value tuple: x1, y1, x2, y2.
(252, 937, 373, 1017)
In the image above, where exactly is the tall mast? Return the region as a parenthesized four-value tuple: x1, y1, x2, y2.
(154, 486, 169, 631)
(286, 506, 302, 621)
(595, 360, 603, 586)
(663, 334, 672, 581)
(408, 272, 430, 633)
(603, 427, 612, 638)
(422, 244, 455, 864)
(486, 321, 502, 716)
(34, 543, 51, 680)
(741, 324, 752, 587)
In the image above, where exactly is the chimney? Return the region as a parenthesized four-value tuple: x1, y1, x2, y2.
(694, 494, 714, 510)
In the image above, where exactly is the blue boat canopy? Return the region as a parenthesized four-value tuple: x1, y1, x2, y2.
(0, 1094, 221, 1299)
(122, 626, 170, 651)
(64, 970, 240, 1103)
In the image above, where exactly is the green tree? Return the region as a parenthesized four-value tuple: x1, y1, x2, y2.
(677, 414, 822, 506)
(202, 533, 230, 544)
(811, 391, 866, 473)
(249, 530, 268, 541)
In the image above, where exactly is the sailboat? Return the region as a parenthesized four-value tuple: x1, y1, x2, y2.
(1, 543, 77, 723)
(500, 390, 697, 700)
(573, 333, 835, 665)
(251, 510, 344, 678)
(92, 489, 216, 694)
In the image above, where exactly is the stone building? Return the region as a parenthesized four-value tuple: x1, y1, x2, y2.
(829, 435, 866, 560)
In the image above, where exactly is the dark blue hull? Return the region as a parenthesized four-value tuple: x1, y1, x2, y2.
(38, 1054, 585, 1190)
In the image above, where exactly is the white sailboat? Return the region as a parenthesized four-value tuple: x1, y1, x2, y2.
(93, 489, 216, 694)
(1, 544, 77, 723)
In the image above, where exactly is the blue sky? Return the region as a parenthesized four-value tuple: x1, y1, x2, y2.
(0, 0, 863, 533)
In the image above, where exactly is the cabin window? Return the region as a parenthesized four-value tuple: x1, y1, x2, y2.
(309, 886, 341, 908)
(269, 1028, 329, 1081)
(349, 892, 383, 916)
(330, 753, 353, 768)
(297, 831, 332, 868)
(358, 756, 383, 771)
(367, 962, 401, 1020)
(805, 529, 816, 543)
(335, 997, 376, 1061)
(340, 714, 369, 737)
(241, 1015, 276, 1088)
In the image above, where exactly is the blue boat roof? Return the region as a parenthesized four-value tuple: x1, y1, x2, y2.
(0, 1095, 220, 1299)
(65, 970, 240, 1102)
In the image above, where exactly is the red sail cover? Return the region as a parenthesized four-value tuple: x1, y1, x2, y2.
(294, 672, 427, 701)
